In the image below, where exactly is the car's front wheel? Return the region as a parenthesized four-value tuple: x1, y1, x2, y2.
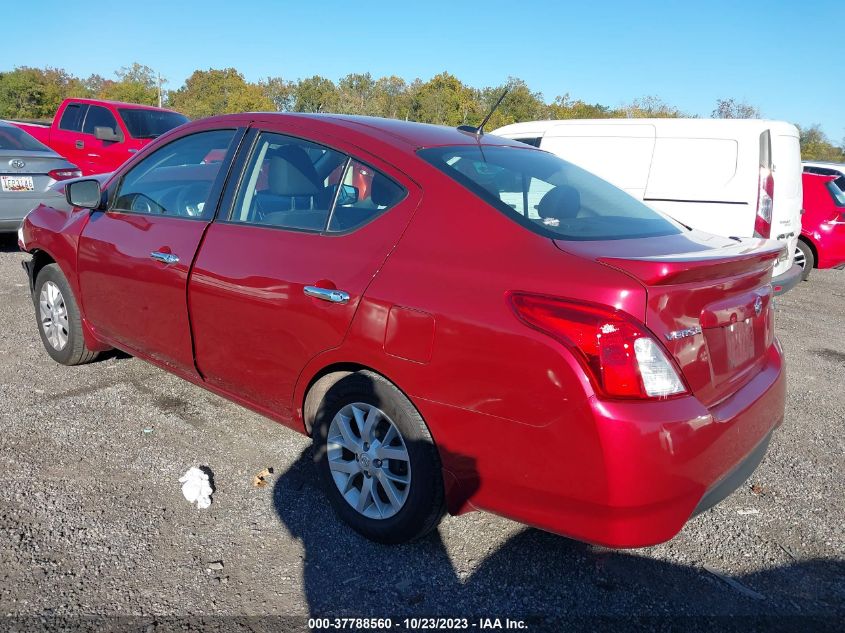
(33, 264, 99, 366)
(312, 370, 445, 544)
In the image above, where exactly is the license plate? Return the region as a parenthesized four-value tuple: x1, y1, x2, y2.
(1, 175, 35, 192)
(726, 319, 755, 368)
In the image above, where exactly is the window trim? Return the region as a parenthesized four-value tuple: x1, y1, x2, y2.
(58, 103, 89, 133)
(218, 128, 408, 236)
(106, 127, 246, 222)
(81, 104, 120, 138)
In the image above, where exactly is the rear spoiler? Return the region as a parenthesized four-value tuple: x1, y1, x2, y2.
(597, 243, 784, 286)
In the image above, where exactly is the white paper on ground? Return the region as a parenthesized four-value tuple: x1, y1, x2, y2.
(179, 467, 214, 509)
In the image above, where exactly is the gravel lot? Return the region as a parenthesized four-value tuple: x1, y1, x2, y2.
(0, 233, 842, 631)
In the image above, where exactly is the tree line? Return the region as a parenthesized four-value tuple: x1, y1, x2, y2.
(1, 63, 842, 162)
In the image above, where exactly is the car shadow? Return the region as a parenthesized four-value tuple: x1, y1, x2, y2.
(272, 449, 843, 627)
(0, 232, 20, 253)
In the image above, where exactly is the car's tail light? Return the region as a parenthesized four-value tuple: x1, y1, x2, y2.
(754, 166, 774, 238)
(508, 293, 687, 399)
(48, 168, 82, 181)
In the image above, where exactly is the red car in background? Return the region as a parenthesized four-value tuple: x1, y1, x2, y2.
(9, 98, 188, 176)
(795, 165, 845, 279)
(18, 113, 785, 547)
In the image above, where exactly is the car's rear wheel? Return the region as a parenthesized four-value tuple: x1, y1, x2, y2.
(794, 240, 814, 281)
(33, 264, 99, 365)
(311, 370, 444, 543)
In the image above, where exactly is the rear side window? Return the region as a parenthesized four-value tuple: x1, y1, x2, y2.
(418, 145, 683, 241)
(82, 105, 119, 136)
(59, 103, 88, 132)
(231, 131, 405, 233)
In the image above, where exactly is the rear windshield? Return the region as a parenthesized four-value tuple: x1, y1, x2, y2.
(118, 108, 189, 139)
(418, 145, 683, 241)
(828, 176, 845, 207)
(0, 125, 52, 152)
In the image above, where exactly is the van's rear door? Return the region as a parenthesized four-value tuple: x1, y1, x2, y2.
(770, 124, 803, 276)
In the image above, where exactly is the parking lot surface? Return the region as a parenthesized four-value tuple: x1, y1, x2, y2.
(0, 234, 842, 630)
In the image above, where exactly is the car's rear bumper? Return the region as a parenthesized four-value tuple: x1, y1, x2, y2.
(772, 263, 802, 295)
(429, 341, 785, 548)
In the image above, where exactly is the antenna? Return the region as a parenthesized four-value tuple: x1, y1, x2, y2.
(457, 88, 509, 137)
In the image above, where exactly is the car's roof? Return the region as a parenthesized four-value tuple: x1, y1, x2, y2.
(64, 97, 182, 113)
(196, 112, 531, 150)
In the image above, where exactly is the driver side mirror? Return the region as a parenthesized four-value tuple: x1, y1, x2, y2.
(94, 126, 123, 143)
(66, 179, 103, 210)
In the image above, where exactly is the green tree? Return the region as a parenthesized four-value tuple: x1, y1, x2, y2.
(293, 75, 339, 113)
(0, 67, 88, 120)
(620, 95, 685, 118)
(372, 75, 410, 119)
(168, 68, 274, 119)
(98, 63, 159, 105)
(410, 72, 476, 126)
(261, 77, 295, 112)
(712, 98, 761, 119)
(476, 77, 547, 130)
(548, 93, 611, 119)
(798, 124, 845, 162)
(337, 72, 376, 115)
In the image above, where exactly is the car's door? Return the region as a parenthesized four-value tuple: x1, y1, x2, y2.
(77, 122, 246, 375)
(51, 101, 88, 167)
(189, 124, 420, 420)
(77, 105, 130, 175)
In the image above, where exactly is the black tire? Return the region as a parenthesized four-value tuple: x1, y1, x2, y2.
(796, 240, 815, 281)
(312, 370, 445, 544)
(33, 264, 99, 366)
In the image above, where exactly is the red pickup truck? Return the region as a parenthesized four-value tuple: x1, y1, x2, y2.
(10, 98, 189, 176)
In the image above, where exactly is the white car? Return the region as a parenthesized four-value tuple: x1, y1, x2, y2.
(491, 118, 804, 294)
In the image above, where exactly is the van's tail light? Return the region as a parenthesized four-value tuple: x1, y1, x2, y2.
(48, 168, 82, 181)
(508, 293, 687, 399)
(754, 166, 774, 238)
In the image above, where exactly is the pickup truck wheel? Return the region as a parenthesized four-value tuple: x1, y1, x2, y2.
(33, 264, 99, 366)
(795, 241, 814, 281)
(312, 370, 445, 544)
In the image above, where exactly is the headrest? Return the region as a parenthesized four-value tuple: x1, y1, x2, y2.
(537, 186, 581, 221)
(267, 145, 320, 196)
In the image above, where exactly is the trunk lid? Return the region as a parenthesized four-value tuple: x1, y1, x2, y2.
(556, 231, 782, 406)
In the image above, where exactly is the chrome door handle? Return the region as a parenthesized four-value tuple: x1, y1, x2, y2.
(150, 251, 179, 265)
(304, 286, 350, 304)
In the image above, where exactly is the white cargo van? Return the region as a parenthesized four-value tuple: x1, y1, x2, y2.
(491, 119, 803, 293)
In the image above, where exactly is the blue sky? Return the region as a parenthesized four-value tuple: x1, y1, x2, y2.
(5, 0, 842, 140)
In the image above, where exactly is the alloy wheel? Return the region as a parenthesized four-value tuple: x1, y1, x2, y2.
(39, 281, 69, 351)
(326, 402, 411, 519)
(794, 245, 806, 270)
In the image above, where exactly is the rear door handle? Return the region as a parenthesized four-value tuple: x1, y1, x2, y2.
(304, 286, 350, 304)
(150, 251, 179, 265)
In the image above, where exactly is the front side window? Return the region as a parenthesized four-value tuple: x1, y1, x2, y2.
(59, 103, 88, 132)
(112, 129, 236, 218)
(418, 145, 684, 241)
(231, 132, 405, 233)
(82, 105, 120, 136)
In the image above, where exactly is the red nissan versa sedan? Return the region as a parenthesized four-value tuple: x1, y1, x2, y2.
(18, 114, 786, 547)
